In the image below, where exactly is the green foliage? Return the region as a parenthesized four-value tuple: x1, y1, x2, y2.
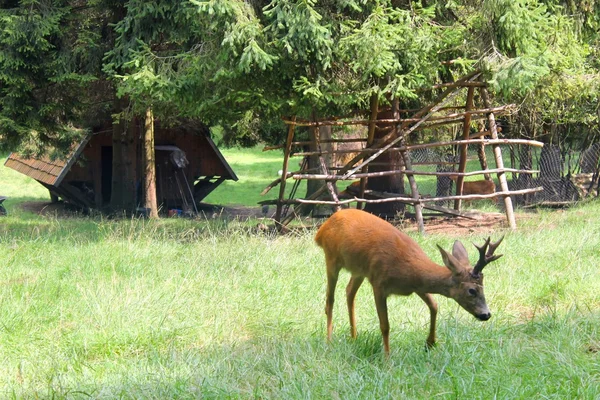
(338, 4, 441, 102)
(1, 0, 598, 153)
(435, 0, 599, 142)
(185, 0, 596, 144)
(480, 1, 588, 97)
(0, 1, 107, 156)
(103, 1, 208, 120)
(263, 0, 333, 69)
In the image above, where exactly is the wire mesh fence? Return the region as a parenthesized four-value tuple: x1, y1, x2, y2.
(505, 143, 600, 204)
(403, 141, 600, 207)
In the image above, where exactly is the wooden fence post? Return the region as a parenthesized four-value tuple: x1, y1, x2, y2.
(481, 88, 517, 229)
(275, 117, 296, 227)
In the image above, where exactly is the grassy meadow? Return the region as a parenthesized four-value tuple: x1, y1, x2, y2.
(203, 145, 307, 206)
(1, 150, 599, 398)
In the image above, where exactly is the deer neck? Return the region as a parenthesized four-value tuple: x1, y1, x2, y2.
(416, 261, 455, 297)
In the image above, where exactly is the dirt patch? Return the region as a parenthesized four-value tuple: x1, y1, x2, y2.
(20, 201, 87, 218)
(198, 205, 517, 235)
(196, 203, 269, 220)
(399, 211, 510, 235)
(19, 201, 512, 235)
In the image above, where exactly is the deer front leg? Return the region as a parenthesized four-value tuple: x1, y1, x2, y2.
(346, 276, 364, 339)
(417, 292, 438, 348)
(373, 288, 390, 356)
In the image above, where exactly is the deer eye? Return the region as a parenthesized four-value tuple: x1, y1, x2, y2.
(468, 288, 477, 297)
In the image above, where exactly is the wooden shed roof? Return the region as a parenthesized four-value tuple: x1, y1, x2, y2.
(4, 128, 238, 186)
(4, 135, 91, 186)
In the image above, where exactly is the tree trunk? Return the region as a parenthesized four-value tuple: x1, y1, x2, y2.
(304, 125, 334, 216)
(110, 114, 138, 214)
(364, 109, 405, 218)
(106, 4, 137, 215)
(144, 108, 159, 218)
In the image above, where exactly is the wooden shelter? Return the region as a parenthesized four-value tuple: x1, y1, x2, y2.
(5, 121, 237, 211)
(262, 72, 544, 233)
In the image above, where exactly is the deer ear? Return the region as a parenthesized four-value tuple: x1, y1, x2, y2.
(452, 240, 470, 265)
(437, 244, 464, 275)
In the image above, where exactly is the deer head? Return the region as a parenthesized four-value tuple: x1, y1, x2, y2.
(437, 236, 504, 321)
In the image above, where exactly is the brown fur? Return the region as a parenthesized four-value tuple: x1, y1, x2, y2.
(315, 209, 501, 355)
(450, 176, 496, 201)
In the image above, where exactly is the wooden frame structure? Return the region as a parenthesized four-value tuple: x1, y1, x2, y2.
(262, 72, 544, 233)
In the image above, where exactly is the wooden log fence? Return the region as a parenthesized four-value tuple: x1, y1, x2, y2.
(262, 129, 500, 152)
(274, 117, 296, 223)
(280, 105, 515, 128)
(261, 187, 543, 206)
(290, 138, 542, 158)
(291, 168, 540, 181)
(263, 71, 543, 232)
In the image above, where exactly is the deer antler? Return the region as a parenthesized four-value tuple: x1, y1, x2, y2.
(472, 236, 504, 277)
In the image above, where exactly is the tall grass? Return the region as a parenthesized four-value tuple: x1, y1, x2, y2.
(1, 151, 599, 398)
(1, 198, 599, 398)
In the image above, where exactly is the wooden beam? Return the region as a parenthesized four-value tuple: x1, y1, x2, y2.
(455, 86, 475, 210)
(358, 93, 379, 209)
(291, 138, 543, 158)
(279, 105, 515, 128)
(291, 167, 539, 181)
(59, 182, 94, 208)
(262, 138, 366, 152)
(275, 117, 296, 225)
(481, 88, 517, 229)
(267, 187, 543, 206)
(392, 98, 425, 233)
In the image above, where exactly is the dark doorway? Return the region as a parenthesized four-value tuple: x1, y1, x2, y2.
(101, 146, 113, 204)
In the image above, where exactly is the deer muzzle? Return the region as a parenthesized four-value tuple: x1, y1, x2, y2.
(476, 312, 491, 321)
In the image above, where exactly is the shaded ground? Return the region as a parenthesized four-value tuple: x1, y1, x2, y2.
(18, 201, 516, 235)
(20, 201, 85, 217)
(18, 201, 269, 219)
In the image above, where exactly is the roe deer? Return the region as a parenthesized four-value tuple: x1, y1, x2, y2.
(450, 176, 497, 202)
(314, 208, 503, 355)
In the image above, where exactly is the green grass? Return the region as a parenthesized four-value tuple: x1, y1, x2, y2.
(204, 146, 307, 207)
(1, 152, 50, 220)
(1, 150, 600, 398)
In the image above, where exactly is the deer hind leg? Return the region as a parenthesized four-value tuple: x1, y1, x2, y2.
(346, 276, 365, 339)
(373, 287, 390, 356)
(325, 261, 340, 343)
(417, 293, 438, 348)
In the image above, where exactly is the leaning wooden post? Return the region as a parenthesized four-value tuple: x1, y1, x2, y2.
(480, 88, 517, 229)
(275, 116, 297, 227)
(476, 121, 491, 180)
(454, 86, 475, 210)
(358, 93, 379, 209)
(314, 122, 341, 212)
(394, 99, 425, 233)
